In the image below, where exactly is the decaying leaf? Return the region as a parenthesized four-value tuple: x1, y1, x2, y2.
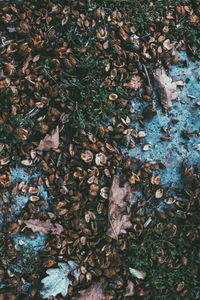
(123, 75, 142, 90)
(163, 39, 174, 50)
(0, 78, 10, 88)
(51, 223, 65, 235)
(21, 159, 33, 166)
(125, 280, 135, 297)
(129, 267, 146, 280)
(37, 126, 59, 151)
(41, 261, 80, 298)
(153, 67, 178, 111)
(95, 153, 107, 166)
(107, 176, 132, 240)
(24, 219, 64, 236)
(81, 150, 94, 163)
(74, 282, 104, 300)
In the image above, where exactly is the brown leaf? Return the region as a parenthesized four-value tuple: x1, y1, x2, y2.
(22, 54, 32, 73)
(125, 280, 135, 297)
(107, 176, 132, 240)
(163, 39, 174, 50)
(103, 41, 109, 49)
(123, 75, 142, 90)
(37, 126, 59, 151)
(5, 63, 16, 76)
(24, 219, 64, 236)
(0, 78, 10, 89)
(74, 283, 104, 300)
(153, 67, 178, 111)
(51, 223, 65, 235)
(24, 219, 52, 236)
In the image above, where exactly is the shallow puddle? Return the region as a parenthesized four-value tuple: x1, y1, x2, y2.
(0, 168, 48, 228)
(129, 51, 199, 188)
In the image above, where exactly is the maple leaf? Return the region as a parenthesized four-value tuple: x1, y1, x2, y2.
(36, 126, 59, 151)
(41, 261, 80, 298)
(153, 67, 178, 111)
(24, 219, 64, 236)
(123, 75, 142, 90)
(107, 176, 132, 240)
(74, 282, 104, 300)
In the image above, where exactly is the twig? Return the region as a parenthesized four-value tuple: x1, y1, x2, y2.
(142, 63, 152, 88)
(108, 215, 118, 240)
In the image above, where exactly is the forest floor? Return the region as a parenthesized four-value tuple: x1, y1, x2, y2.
(0, 0, 200, 299)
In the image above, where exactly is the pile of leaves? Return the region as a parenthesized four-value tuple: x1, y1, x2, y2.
(0, 0, 199, 299)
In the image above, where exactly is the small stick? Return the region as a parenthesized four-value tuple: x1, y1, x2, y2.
(142, 63, 152, 88)
(108, 215, 118, 240)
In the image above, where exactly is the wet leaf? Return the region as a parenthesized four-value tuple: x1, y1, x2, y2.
(74, 282, 104, 300)
(153, 67, 178, 111)
(37, 126, 59, 151)
(142, 144, 151, 151)
(123, 75, 142, 90)
(107, 176, 132, 240)
(24, 219, 64, 236)
(41, 262, 80, 298)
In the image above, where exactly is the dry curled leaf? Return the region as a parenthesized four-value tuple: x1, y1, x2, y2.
(125, 280, 135, 297)
(153, 67, 178, 111)
(129, 267, 146, 279)
(24, 219, 64, 236)
(123, 75, 142, 90)
(74, 282, 104, 300)
(107, 176, 132, 240)
(163, 39, 174, 50)
(37, 126, 59, 151)
(81, 150, 94, 163)
(21, 159, 33, 166)
(95, 153, 107, 166)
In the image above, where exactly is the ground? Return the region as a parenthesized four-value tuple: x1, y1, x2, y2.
(0, 0, 199, 299)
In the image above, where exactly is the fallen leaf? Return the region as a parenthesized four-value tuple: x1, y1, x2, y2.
(74, 282, 104, 300)
(5, 63, 16, 75)
(153, 67, 178, 111)
(0, 78, 10, 89)
(22, 54, 32, 73)
(163, 39, 174, 50)
(51, 223, 65, 235)
(129, 267, 146, 279)
(41, 261, 80, 298)
(21, 159, 33, 166)
(125, 280, 135, 297)
(0, 157, 10, 165)
(123, 75, 142, 90)
(81, 150, 94, 163)
(37, 126, 59, 151)
(24, 219, 52, 236)
(155, 188, 163, 198)
(107, 176, 132, 240)
(142, 144, 151, 151)
(24, 219, 64, 236)
(29, 195, 40, 202)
